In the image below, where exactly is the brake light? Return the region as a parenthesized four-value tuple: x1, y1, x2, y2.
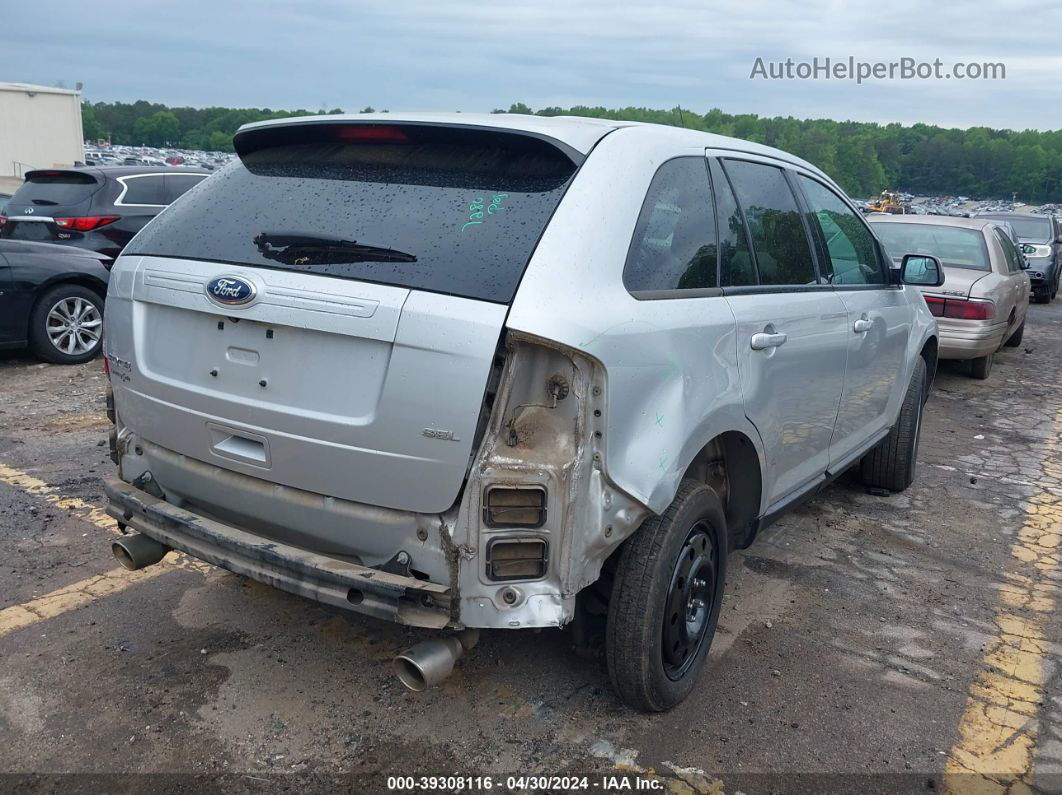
(53, 215, 120, 231)
(923, 295, 994, 320)
(0, 215, 5, 228)
(923, 296, 945, 317)
(333, 125, 410, 142)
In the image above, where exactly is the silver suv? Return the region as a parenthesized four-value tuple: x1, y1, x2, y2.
(102, 114, 942, 711)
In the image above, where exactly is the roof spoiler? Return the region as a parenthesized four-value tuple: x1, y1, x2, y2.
(232, 120, 584, 166)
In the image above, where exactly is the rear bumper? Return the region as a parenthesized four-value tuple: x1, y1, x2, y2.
(104, 476, 453, 629)
(937, 321, 1008, 360)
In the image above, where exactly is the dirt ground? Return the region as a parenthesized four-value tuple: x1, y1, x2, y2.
(1, 302, 1061, 794)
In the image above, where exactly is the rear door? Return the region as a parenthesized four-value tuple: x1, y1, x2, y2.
(795, 174, 909, 469)
(2, 170, 102, 243)
(714, 156, 849, 507)
(992, 227, 1030, 320)
(109, 123, 579, 514)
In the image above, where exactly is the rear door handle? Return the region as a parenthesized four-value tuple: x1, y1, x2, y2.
(853, 318, 873, 333)
(750, 332, 788, 350)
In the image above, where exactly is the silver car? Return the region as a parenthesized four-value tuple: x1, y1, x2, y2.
(102, 114, 941, 711)
(870, 215, 1030, 379)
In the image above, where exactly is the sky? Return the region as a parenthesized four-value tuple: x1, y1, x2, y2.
(5, 0, 1062, 130)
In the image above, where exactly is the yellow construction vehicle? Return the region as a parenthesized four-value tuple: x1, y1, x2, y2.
(866, 190, 908, 214)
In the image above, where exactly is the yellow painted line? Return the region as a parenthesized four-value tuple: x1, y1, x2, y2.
(0, 462, 117, 532)
(944, 405, 1062, 792)
(0, 462, 210, 638)
(0, 566, 171, 637)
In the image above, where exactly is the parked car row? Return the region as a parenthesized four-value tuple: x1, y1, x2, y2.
(870, 215, 1032, 379)
(0, 114, 1052, 712)
(0, 165, 210, 362)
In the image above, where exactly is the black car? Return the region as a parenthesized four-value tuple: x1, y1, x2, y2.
(0, 166, 209, 259)
(0, 239, 111, 364)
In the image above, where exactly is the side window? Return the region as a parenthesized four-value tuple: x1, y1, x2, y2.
(623, 157, 718, 293)
(709, 158, 755, 287)
(798, 175, 885, 285)
(118, 175, 165, 206)
(722, 160, 817, 286)
(993, 228, 1021, 273)
(164, 174, 206, 204)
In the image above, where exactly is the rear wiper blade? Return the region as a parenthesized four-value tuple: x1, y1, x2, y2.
(253, 231, 417, 264)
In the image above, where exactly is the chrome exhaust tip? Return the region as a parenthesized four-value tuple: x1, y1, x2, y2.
(112, 533, 169, 571)
(393, 629, 480, 691)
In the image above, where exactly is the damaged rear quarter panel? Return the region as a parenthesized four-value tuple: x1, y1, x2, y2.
(506, 126, 767, 518)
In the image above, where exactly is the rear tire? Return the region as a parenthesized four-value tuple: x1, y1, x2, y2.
(606, 480, 727, 712)
(970, 353, 993, 380)
(861, 357, 926, 493)
(1005, 321, 1024, 348)
(28, 285, 105, 365)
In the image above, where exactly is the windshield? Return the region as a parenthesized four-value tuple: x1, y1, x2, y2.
(125, 127, 578, 303)
(979, 215, 1053, 242)
(873, 222, 991, 271)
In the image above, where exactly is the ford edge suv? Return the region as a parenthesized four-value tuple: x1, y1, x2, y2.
(101, 114, 941, 711)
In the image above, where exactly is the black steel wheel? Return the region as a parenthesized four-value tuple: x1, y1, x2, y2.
(662, 522, 717, 681)
(606, 480, 728, 712)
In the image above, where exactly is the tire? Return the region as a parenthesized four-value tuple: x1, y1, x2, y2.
(28, 285, 105, 365)
(1005, 321, 1024, 348)
(861, 357, 926, 493)
(970, 353, 993, 380)
(606, 480, 727, 712)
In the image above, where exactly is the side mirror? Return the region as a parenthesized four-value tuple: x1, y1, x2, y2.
(900, 253, 945, 287)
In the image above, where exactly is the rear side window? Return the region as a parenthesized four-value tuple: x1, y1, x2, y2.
(118, 175, 166, 206)
(993, 227, 1022, 273)
(723, 160, 817, 286)
(709, 159, 755, 287)
(164, 174, 207, 204)
(623, 157, 717, 293)
(10, 171, 99, 209)
(798, 175, 884, 285)
(126, 125, 578, 304)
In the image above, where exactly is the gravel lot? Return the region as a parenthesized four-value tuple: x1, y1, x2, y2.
(1, 302, 1061, 794)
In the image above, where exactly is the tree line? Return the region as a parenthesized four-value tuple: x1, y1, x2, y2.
(81, 99, 1062, 202)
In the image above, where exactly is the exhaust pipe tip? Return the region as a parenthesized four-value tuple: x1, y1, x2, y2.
(393, 629, 480, 692)
(112, 533, 169, 571)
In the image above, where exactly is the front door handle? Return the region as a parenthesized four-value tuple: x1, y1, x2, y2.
(750, 332, 788, 350)
(853, 318, 873, 333)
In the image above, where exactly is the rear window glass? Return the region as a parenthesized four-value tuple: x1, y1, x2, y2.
(126, 126, 578, 303)
(873, 222, 990, 271)
(980, 215, 1052, 241)
(11, 172, 99, 208)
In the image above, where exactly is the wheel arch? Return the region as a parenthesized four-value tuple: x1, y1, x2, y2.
(919, 335, 938, 400)
(681, 430, 763, 551)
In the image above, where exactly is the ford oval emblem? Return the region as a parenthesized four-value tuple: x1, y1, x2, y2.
(206, 276, 256, 306)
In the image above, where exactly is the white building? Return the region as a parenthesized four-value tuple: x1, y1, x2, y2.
(0, 82, 85, 194)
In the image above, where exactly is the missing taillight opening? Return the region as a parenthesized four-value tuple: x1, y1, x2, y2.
(483, 486, 547, 528)
(486, 538, 548, 581)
